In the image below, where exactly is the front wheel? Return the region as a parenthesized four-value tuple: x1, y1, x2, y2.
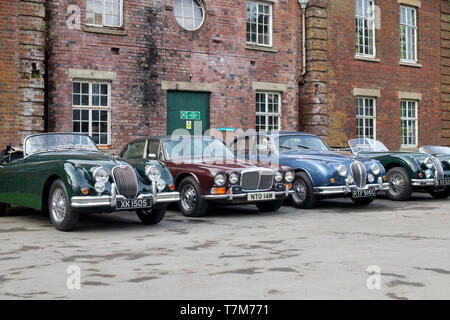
(0, 203, 6, 217)
(351, 196, 375, 205)
(290, 172, 316, 209)
(428, 187, 450, 199)
(386, 167, 413, 201)
(178, 177, 209, 217)
(136, 206, 166, 225)
(48, 179, 79, 231)
(256, 199, 283, 212)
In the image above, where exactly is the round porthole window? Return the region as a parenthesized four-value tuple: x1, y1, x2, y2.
(173, 0, 205, 31)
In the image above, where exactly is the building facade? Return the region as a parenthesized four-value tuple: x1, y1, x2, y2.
(0, 0, 449, 152)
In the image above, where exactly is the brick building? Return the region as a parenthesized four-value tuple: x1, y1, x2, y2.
(0, 0, 449, 152)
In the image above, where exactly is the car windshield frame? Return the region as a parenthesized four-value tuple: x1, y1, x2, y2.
(163, 137, 235, 161)
(348, 138, 389, 155)
(273, 135, 330, 153)
(24, 133, 100, 156)
(419, 146, 450, 155)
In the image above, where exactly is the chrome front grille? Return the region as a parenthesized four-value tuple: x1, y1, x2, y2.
(351, 161, 367, 189)
(432, 157, 444, 179)
(241, 168, 274, 191)
(112, 166, 138, 198)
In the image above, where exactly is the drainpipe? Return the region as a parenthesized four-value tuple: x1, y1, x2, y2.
(298, 0, 309, 76)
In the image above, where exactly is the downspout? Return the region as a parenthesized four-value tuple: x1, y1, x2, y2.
(298, 0, 309, 76)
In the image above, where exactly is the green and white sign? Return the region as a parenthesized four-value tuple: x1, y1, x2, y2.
(180, 111, 201, 120)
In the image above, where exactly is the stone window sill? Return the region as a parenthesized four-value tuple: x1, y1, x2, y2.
(244, 44, 278, 53)
(354, 55, 380, 63)
(82, 26, 128, 36)
(399, 61, 422, 68)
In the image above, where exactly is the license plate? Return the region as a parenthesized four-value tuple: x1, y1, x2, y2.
(438, 179, 450, 186)
(116, 198, 152, 210)
(352, 188, 376, 198)
(247, 192, 276, 201)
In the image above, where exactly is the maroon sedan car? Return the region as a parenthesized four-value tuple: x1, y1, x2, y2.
(120, 136, 295, 217)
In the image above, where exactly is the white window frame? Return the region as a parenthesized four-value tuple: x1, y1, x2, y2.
(355, 0, 376, 58)
(72, 80, 112, 146)
(86, 0, 123, 28)
(246, 1, 273, 47)
(356, 97, 377, 140)
(173, 0, 206, 31)
(400, 100, 418, 147)
(400, 5, 418, 63)
(256, 92, 281, 132)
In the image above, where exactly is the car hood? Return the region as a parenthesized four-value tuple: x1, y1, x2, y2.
(32, 151, 127, 170)
(279, 150, 364, 164)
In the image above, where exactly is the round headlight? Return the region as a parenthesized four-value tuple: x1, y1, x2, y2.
(425, 169, 433, 179)
(156, 179, 166, 192)
(214, 173, 226, 187)
(229, 172, 239, 184)
(93, 167, 109, 183)
(145, 165, 161, 182)
(368, 174, 375, 183)
(424, 157, 433, 169)
(337, 165, 348, 177)
(347, 175, 354, 184)
(274, 171, 283, 182)
(94, 181, 105, 193)
(370, 163, 381, 175)
(285, 171, 295, 183)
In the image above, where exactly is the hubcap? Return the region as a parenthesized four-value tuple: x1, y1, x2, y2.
(389, 173, 405, 195)
(51, 188, 66, 223)
(292, 179, 307, 203)
(181, 185, 197, 211)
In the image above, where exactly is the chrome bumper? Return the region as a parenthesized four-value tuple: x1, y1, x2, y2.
(411, 179, 440, 187)
(203, 186, 294, 201)
(313, 178, 389, 195)
(71, 183, 180, 208)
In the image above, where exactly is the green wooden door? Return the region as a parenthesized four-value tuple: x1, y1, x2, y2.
(167, 91, 210, 135)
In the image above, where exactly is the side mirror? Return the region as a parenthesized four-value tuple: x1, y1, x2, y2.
(148, 153, 157, 159)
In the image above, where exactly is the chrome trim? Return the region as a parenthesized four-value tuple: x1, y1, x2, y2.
(240, 168, 274, 191)
(411, 179, 437, 186)
(112, 165, 139, 199)
(203, 189, 293, 200)
(154, 191, 181, 204)
(313, 182, 389, 195)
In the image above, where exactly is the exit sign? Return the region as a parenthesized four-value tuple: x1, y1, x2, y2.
(180, 111, 201, 120)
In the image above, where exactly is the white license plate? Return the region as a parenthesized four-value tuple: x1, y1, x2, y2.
(352, 188, 376, 198)
(247, 192, 276, 201)
(116, 198, 152, 210)
(438, 179, 450, 186)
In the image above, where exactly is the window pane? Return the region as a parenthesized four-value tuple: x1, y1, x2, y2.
(82, 110, 89, 120)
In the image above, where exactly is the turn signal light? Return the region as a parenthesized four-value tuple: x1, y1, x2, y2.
(169, 184, 175, 190)
(330, 178, 335, 184)
(383, 176, 387, 181)
(285, 184, 292, 190)
(419, 173, 424, 178)
(216, 187, 226, 194)
(82, 188, 89, 195)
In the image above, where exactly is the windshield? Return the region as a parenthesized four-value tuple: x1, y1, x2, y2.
(164, 138, 234, 160)
(419, 146, 450, 155)
(274, 135, 329, 152)
(25, 133, 99, 156)
(348, 138, 389, 155)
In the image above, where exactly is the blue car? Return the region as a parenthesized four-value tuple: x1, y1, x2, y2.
(230, 131, 389, 208)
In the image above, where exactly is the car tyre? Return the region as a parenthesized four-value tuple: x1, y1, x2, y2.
(0, 203, 6, 217)
(136, 206, 166, 225)
(256, 199, 283, 212)
(178, 177, 209, 217)
(351, 196, 375, 205)
(48, 179, 79, 231)
(386, 167, 413, 201)
(428, 187, 450, 199)
(290, 172, 316, 209)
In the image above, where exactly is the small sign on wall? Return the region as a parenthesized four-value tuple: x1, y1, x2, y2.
(186, 121, 192, 130)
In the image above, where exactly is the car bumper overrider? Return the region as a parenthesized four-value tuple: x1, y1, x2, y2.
(70, 183, 180, 208)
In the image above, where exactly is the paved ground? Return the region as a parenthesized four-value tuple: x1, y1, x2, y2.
(0, 193, 449, 300)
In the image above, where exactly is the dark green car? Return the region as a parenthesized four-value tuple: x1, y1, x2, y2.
(348, 139, 450, 201)
(0, 133, 180, 231)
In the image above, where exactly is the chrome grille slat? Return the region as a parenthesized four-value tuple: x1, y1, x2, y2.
(351, 161, 367, 189)
(112, 166, 138, 199)
(241, 169, 274, 191)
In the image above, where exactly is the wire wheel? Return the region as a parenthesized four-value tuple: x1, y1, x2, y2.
(292, 179, 307, 204)
(181, 184, 197, 211)
(51, 188, 66, 223)
(389, 172, 406, 196)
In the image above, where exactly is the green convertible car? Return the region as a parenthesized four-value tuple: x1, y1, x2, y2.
(348, 138, 450, 201)
(0, 133, 180, 231)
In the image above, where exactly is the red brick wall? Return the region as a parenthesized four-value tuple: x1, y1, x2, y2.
(47, 0, 303, 152)
(442, 0, 450, 147)
(0, 0, 19, 147)
(325, 0, 441, 150)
